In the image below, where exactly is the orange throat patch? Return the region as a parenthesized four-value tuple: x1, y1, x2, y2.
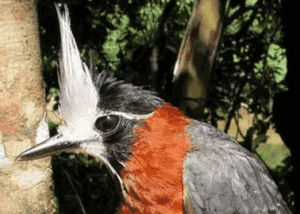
(120, 104, 192, 214)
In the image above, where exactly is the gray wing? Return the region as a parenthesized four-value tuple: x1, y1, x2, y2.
(184, 120, 291, 214)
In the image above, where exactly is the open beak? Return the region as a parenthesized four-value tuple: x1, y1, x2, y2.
(16, 133, 81, 161)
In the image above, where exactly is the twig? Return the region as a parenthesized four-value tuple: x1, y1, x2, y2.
(63, 168, 87, 214)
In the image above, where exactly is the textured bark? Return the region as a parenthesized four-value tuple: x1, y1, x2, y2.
(0, 0, 55, 213)
(172, 0, 224, 120)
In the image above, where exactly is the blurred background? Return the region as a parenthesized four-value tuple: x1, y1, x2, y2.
(35, 0, 295, 213)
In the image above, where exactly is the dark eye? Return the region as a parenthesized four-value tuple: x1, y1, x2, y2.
(95, 115, 120, 133)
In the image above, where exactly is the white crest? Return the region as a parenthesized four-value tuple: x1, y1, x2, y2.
(55, 4, 98, 133)
(54, 4, 125, 192)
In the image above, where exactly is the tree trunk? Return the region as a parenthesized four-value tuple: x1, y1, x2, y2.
(0, 0, 54, 213)
(172, 0, 224, 120)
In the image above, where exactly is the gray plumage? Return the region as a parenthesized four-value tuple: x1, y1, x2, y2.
(184, 120, 291, 213)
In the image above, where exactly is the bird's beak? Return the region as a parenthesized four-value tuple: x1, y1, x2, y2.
(16, 133, 81, 161)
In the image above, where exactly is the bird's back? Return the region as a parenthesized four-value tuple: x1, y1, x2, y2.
(183, 119, 291, 214)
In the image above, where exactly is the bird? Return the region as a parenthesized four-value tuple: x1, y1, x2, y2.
(17, 4, 291, 214)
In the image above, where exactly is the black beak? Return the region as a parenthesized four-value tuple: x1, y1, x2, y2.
(16, 133, 81, 161)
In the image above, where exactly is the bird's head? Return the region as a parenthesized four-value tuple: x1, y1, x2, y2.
(17, 4, 165, 188)
(18, 5, 194, 213)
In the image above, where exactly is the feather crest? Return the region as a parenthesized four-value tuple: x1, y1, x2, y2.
(55, 4, 98, 132)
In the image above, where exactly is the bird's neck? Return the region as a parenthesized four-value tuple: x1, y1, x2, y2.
(120, 104, 192, 214)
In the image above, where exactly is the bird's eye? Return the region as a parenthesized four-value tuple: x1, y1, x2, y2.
(95, 115, 120, 133)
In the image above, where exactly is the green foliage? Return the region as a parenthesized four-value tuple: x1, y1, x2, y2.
(98, 0, 195, 71)
(102, 9, 130, 70)
(49, 88, 60, 100)
(256, 144, 290, 170)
